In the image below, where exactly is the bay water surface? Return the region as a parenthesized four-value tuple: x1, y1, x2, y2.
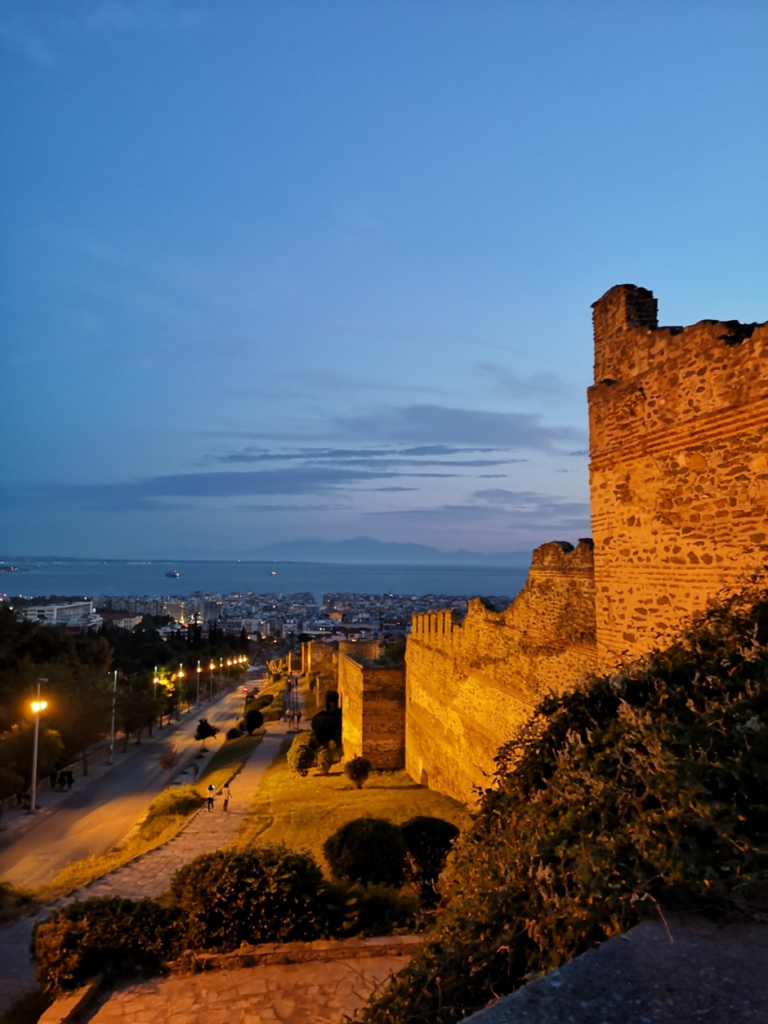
(0, 559, 529, 605)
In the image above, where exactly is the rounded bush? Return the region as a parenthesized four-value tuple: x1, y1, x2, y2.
(311, 709, 341, 747)
(143, 785, 203, 824)
(287, 733, 316, 776)
(400, 816, 460, 904)
(226, 726, 243, 740)
(316, 747, 334, 775)
(170, 846, 326, 950)
(32, 897, 181, 993)
(324, 817, 408, 888)
(244, 708, 264, 734)
(343, 756, 372, 789)
(324, 881, 418, 938)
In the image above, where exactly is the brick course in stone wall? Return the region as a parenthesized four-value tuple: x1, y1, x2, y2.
(401, 286, 766, 803)
(589, 284, 768, 666)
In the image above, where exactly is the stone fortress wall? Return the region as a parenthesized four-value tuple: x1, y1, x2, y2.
(404, 285, 767, 803)
(406, 539, 597, 802)
(324, 286, 767, 804)
(337, 650, 406, 770)
(589, 285, 768, 665)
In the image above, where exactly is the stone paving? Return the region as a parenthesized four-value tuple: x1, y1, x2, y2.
(83, 725, 289, 900)
(0, 704, 295, 1014)
(86, 954, 409, 1024)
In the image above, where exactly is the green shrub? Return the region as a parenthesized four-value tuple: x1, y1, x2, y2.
(324, 881, 419, 938)
(343, 755, 372, 789)
(400, 816, 460, 904)
(245, 693, 274, 713)
(287, 733, 316, 776)
(170, 846, 326, 950)
(244, 708, 263, 735)
(226, 726, 243, 740)
(32, 897, 181, 993)
(142, 785, 202, 827)
(311, 709, 341, 747)
(316, 747, 334, 775)
(324, 818, 408, 888)
(359, 589, 768, 1023)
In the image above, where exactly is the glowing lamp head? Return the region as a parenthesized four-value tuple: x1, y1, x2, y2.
(31, 700, 48, 714)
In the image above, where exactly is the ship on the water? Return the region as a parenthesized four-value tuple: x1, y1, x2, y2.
(165, 570, 180, 578)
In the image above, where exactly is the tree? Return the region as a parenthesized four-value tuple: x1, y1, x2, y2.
(48, 642, 113, 775)
(343, 756, 372, 790)
(194, 718, 218, 753)
(400, 817, 460, 905)
(323, 817, 408, 887)
(311, 709, 341, 748)
(243, 708, 263, 735)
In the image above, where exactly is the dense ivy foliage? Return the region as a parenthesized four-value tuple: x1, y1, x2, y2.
(358, 590, 768, 1023)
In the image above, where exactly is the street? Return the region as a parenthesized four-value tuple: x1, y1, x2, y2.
(0, 686, 245, 890)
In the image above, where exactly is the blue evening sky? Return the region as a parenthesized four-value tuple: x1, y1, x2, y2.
(1, 0, 766, 559)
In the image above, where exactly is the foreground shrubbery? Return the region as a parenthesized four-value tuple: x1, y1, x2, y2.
(33, 898, 182, 993)
(357, 589, 768, 1023)
(33, 840, 427, 993)
(170, 846, 326, 950)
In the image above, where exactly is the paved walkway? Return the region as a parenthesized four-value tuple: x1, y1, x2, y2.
(85, 937, 415, 1024)
(83, 725, 290, 900)
(0, 693, 298, 1015)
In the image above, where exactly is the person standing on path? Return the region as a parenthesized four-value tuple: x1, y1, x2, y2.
(222, 783, 231, 812)
(206, 784, 216, 810)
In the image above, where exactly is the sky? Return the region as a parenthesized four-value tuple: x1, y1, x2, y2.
(1, 0, 766, 560)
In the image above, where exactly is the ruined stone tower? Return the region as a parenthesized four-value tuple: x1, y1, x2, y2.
(589, 284, 768, 667)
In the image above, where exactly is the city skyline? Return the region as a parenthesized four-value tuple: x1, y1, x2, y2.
(2, 0, 766, 558)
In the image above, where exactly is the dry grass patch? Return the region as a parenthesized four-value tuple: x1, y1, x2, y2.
(235, 738, 467, 874)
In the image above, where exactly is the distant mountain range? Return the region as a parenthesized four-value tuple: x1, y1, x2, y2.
(239, 536, 533, 566)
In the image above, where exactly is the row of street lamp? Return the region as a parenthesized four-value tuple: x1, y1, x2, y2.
(27, 655, 249, 816)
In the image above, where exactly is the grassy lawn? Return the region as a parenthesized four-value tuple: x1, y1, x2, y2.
(235, 738, 468, 874)
(30, 731, 264, 905)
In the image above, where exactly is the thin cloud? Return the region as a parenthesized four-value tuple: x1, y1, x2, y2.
(331, 404, 585, 451)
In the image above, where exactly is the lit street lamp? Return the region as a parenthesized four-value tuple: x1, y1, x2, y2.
(196, 660, 201, 705)
(30, 679, 48, 815)
(177, 663, 184, 719)
(209, 661, 215, 699)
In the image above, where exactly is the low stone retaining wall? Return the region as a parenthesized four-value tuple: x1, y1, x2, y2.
(168, 933, 422, 973)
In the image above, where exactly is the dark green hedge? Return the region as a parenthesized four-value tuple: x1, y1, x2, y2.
(33, 897, 182, 993)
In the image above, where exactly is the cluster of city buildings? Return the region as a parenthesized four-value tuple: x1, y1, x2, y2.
(18, 590, 512, 641)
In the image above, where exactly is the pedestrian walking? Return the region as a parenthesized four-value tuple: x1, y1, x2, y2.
(296, 709, 302, 729)
(222, 783, 231, 812)
(65, 770, 74, 790)
(56, 770, 67, 791)
(206, 784, 216, 810)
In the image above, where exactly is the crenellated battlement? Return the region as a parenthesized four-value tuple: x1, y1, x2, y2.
(345, 286, 766, 804)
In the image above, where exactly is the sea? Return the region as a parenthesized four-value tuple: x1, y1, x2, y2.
(0, 558, 530, 605)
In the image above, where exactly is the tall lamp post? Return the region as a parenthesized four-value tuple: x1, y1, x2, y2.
(108, 670, 117, 765)
(30, 679, 48, 815)
(177, 663, 184, 719)
(196, 660, 201, 705)
(209, 661, 215, 700)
